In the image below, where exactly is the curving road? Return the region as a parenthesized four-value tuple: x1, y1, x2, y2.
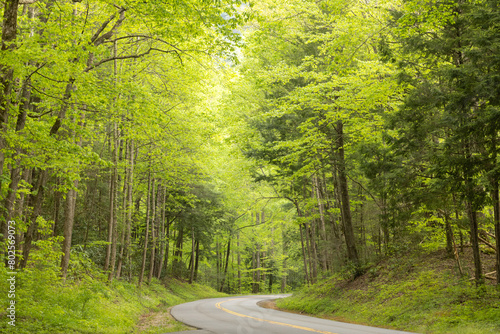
(170, 294, 417, 334)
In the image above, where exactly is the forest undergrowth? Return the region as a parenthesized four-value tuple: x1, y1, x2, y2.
(276, 248, 500, 334)
(0, 239, 225, 334)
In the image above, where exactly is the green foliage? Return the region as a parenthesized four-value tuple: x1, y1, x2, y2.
(278, 252, 500, 334)
(0, 245, 224, 334)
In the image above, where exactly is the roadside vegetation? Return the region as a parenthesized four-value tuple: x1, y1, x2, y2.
(0, 235, 224, 334)
(277, 248, 500, 334)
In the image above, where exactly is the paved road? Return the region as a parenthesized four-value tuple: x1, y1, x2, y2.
(170, 294, 417, 334)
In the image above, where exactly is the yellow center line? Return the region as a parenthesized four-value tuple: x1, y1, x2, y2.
(215, 298, 339, 334)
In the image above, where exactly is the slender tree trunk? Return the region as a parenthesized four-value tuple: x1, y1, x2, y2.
(488, 133, 500, 285)
(116, 140, 129, 279)
(61, 183, 78, 279)
(466, 200, 483, 285)
(0, 0, 20, 192)
(2, 77, 30, 242)
(444, 211, 454, 256)
(216, 238, 220, 288)
(464, 137, 483, 285)
(447, 212, 464, 276)
(313, 175, 328, 271)
(157, 186, 166, 279)
(189, 228, 196, 284)
(237, 231, 241, 293)
(62, 113, 84, 279)
(300, 223, 312, 284)
(148, 178, 156, 284)
(281, 224, 287, 293)
(194, 240, 200, 282)
(125, 139, 134, 279)
(52, 178, 62, 236)
(219, 237, 231, 291)
(138, 171, 152, 288)
(295, 201, 311, 285)
(492, 181, 500, 285)
(108, 123, 119, 282)
(163, 217, 171, 281)
(20, 169, 47, 269)
(256, 244, 261, 292)
(305, 223, 317, 282)
(335, 121, 359, 266)
(251, 248, 256, 293)
(173, 227, 184, 278)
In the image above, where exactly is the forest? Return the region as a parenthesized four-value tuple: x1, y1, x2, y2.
(1, 0, 500, 333)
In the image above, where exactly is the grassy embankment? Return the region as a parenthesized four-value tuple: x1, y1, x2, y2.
(0, 236, 225, 334)
(277, 249, 500, 334)
(0, 266, 224, 334)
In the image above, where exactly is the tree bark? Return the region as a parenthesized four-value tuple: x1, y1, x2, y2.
(189, 228, 196, 284)
(116, 139, 129, 279)
(0, 0, 20, 191)
(148, 178, 156, 284)
(20, 169, 46, 269)
(138, 170, 152, 287)
(163, 217, 171, 281)
(493, 181, 500, 285)
(106, 122, 119, 281)
(299, 223, 311, 285)
(194, 240, 200, 282)
(157, 185, 166, 279)
(237, 231, 241, 293)
(61, 183, 78, 279)
(313, 175, 328, 271)
(219, 237, 231, 291)
(335, 121, 359, 266)
(173, 226, 184, 278)
(2, 77, 30, 243)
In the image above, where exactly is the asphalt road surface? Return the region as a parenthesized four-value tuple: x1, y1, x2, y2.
(170, 294, 417, 334)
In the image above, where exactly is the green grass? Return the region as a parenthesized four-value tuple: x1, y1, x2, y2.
(276, 252, 500, 334)
(0, 239, 225, 334)
(0, 269, 225, 334)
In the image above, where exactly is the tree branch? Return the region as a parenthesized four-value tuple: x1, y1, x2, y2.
(91, 7, 126, 46)
(84, 47, 180, 72)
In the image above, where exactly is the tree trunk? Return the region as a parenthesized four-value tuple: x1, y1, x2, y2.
(107, 123, 119, 282)
(20, 168, 49, 268)
(281, 225, 287, 293)
(163, 217, 171, 281)
(148, 178, 156, 284)
(299, 223, 310, 285)
(237, 231, 241, 293)
(251, 249, 257, 293)
(256, 244, 261, 292)
(61, 183, 78, 279)
(219, 237, 231, 291)
(466, 200, 483, 285)
(157, 186, 166, 279)
(138, 170, 152, 287)
(335, 121, 359, 266)
(2, 77, 30, 244)
(464, 136, 483, 285)
(173, 227, 184, 278)
(444, 211, 454, 257)
(493, 181, 500, 285)
(189, 228, 196, 284)
(116, 140, 129, 279)
(305, 223, 317, 282)
(125, 139, 134, 279)
(0, 0, 20, 190)
(194, 240, 200, 282)
(313, 175, 328, 271)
